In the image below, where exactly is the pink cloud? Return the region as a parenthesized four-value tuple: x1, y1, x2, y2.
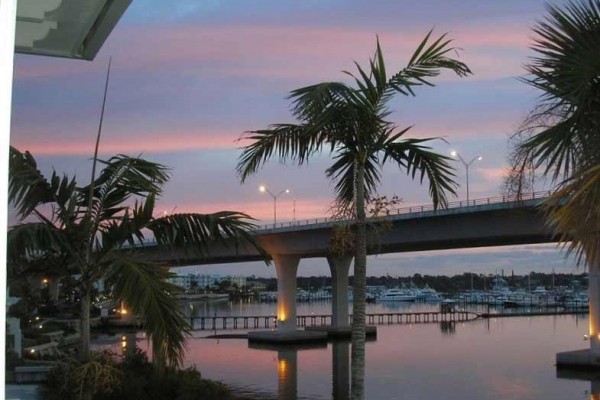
(408, 116, 522, 139)
(11, 128, 244, 155)
(156, 197, 332, 225)
(15, 22, 535, 83)
(479, 167, 509, 181)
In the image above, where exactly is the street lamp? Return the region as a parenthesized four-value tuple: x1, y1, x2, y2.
(259, 185, 290, 226)
(450, 151, 482, 204)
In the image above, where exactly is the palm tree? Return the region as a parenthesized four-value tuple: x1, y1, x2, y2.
(8, 146, 261, 367)
(237, 32, 470, 399)
(508, 0, 600, 355)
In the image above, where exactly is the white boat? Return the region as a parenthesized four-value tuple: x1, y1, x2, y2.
(532, 286, 547, 295)
(564, 294, 589, 309)
(378, 288, 416, 302)
(417, 284, 443, 302)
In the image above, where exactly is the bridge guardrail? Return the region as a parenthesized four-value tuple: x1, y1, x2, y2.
(124, 191, 551, 247)
(257, 190, 551, 230)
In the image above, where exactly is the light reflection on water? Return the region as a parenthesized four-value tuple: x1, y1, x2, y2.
(96, 300, 594, 400)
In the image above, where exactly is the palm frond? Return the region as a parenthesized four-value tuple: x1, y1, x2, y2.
(80, 155, 169, 223)
(386, 30, 472, 97)
(148, 211, 267, 260)
(102, 252, 189, 366)
(544, 163, 600, 266)
(7, 222, 78, 264)
(289, 82, 356, 122)
(326, 151, 382, 207)
(9, 146, 79, 221)
(518, 0, 600, 183)
(382, 135, 457, 209)
(237, 124, 325, 182)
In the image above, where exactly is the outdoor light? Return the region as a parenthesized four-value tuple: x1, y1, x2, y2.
(259, 185, 290, 225)
(42, 278, 48, 284)
(450, 151, 483, 204)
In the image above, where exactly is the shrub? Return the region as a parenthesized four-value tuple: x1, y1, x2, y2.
(40, 349, 234, 400)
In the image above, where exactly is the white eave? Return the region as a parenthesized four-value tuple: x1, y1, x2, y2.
(15, 0, 131, 60)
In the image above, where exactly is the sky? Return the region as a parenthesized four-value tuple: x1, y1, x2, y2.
(9, 0, 582, 278)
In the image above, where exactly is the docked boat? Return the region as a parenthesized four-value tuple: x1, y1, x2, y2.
(416, 284, 443, 302)
(378, 288, 416, 302)
(563, 294, 589, 309)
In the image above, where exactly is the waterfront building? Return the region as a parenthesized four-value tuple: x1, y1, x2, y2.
(168, 273, 247, 291)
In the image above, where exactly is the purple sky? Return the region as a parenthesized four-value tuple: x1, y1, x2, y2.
(10, 0, 580, 277)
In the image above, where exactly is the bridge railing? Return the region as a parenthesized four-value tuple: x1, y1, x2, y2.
(258, 190, 552, 230)
(124, 190, 552, 247)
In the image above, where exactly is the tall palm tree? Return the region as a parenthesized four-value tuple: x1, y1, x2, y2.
(237, 32, 470, 399)
(509, 0, 600, 355)
(8, 146, 261, 367)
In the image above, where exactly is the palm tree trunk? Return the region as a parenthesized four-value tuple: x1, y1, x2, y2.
(351, 160, 367, 400)
(80, 284, 91, 362)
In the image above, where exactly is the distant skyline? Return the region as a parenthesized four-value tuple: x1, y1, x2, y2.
(10, 0, 575, 276)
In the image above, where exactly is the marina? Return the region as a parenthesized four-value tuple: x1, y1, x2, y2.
(93, 299, 594, 400)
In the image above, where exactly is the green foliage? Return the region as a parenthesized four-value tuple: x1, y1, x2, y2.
(42, 352, 122, 400)
(328, 195, 402, 257)
(41, 350, 233, 400)
(8, 147, 264, 366)
(508, 0, 600, 266)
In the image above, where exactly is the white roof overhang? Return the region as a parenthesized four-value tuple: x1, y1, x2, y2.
(15, 0, 131, 60)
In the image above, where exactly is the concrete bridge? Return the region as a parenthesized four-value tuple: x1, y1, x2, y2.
(139, 192, 557, 336)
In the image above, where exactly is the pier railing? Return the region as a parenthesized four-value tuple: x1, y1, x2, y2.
(191, 311, 479, 331)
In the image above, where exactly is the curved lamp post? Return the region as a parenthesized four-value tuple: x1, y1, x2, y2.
(450, 151, 482, 205)
(259, 185, 290, 226)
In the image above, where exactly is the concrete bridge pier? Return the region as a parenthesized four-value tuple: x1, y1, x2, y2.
(328, 255, 352, 328)
(248, 254, 328, 344)
(557, 244, 600, 368)
(273, 254, 300, 332)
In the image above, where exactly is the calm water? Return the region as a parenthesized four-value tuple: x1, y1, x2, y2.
(97, 300, 596, 400)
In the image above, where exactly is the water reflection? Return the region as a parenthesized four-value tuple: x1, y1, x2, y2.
(248, 342, 327, 400)
(440, 321, 456, 335)
(331, 341, 350, 400)
(557, 369, 600, 400)
(98, 304, 592, 400)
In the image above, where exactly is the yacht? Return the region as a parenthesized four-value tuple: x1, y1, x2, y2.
(417, 284, 443, 301)
(378, 288, 417, 302)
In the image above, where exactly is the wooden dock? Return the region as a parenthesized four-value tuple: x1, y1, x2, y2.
(480, 310, 588, 318)
(191, 311, 479, 331)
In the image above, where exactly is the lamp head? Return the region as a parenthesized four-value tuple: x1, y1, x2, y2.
(477, 156, 483, 161)
(285, 189, 290, 194)
(450, 150, 458, 157)
(259, 185, 266, 193)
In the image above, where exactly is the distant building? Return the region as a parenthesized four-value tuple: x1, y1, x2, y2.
(168, 273, 246, 291)
(168, 273, 196, 290)
(247, 280, 268, 291)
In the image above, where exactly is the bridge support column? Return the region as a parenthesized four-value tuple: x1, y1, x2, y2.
(589, 252, 600, 358)
(328, 256, 352, 328)
(273, 254, 300, 333)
